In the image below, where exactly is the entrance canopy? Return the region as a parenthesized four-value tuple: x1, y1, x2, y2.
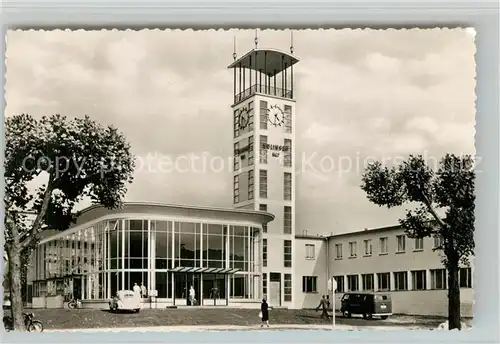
(169, 266, 240, 274)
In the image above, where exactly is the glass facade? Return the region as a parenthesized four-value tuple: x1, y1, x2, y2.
(31, 219, 262, 302)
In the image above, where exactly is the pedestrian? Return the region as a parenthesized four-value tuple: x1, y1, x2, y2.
(189, 285, 196, 306)
(325, 295, 332, 319)
(140, 282, 147, 298)
(260, 298, 269, 327)
(133, 282, 141, 302)
(315, 295, 329, 319)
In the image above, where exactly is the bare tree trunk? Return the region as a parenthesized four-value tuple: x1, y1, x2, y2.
(447, 262, 461, 330)
(6, 242, 26, 332)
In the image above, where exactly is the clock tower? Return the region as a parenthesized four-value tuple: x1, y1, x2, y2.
(228, 33, 299, 308)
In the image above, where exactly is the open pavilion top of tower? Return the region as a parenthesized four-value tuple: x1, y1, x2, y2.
(227, 48, 299, 77)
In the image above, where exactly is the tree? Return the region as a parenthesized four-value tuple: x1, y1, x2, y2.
(360, 154, 475, 330)
(4, 114, 135, 331)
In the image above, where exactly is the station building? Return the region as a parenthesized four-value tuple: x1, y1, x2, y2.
(25, 37, 474, 316)
(28, 203, 273, 309)
(294, 227, 474, 317)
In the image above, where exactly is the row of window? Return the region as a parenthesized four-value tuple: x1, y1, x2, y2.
(257, 204, 291, 234)
(233, 169, 292, 204)
(262, 239, 293, 268)
(334, 234, 444, 259)
(301, 268, 472, 294)
(233, 101, 293, 139)
(258, 170, 293, 200)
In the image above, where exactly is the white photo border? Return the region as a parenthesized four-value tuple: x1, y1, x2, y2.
(1, 0, 498, 343)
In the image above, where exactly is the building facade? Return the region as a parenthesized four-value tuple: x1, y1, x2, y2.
(27, 203, 273, 309)
(24, 38, 474, 316)
(228, 44, 299, 308)
(293, 226, 474, 317)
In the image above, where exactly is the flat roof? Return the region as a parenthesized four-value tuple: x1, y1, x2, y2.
(39, 202, 275, 243)
(75, 201, 274, 225)
(327, 224, 403, 239)
(227, 48, 299, 77)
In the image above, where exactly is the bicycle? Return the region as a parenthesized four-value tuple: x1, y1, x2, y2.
(67, 298, 81, 309)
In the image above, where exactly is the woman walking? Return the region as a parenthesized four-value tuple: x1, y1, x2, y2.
(260, 298, 269, 327)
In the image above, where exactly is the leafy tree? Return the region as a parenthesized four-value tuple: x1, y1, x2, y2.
(4, 114, 135, 331)
(361, 154, 475, 330)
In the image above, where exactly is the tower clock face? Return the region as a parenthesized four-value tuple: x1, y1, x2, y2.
(237, 107, 250, 130)
(267, 104, 285, 127)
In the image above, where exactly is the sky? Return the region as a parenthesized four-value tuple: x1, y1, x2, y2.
(5, 28, 476, 235)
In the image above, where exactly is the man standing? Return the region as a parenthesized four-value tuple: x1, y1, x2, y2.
(189, 285, 196, 306)
(133, 283, 141, 301)
(140, 282, 147, 299)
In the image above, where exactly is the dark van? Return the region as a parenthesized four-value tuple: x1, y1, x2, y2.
(340, 292, 392, 320)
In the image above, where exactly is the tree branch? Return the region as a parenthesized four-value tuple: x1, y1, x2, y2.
(20, 174, 54, 249)
(421, 191, 445, 228)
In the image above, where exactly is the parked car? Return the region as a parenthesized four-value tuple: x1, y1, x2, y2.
(340, 292, 392, 320)
(109, 290, 141, 313)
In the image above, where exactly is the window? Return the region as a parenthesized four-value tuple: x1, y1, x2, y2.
(284, 274, 292, 301)
(349, 241, 357, 257)
(362, 274, 374, 291)
(248, 169, 254, 200)
(284, 105, 292, 133)
(283, 139, 292, 167)
(259, 204, 267, 233)
(347, 275, 359, 291)
(411, 270, 427, 290)
(394, 271, 408, 290)
(284, 240, 292, 267)
(364, 239, 372, 256)
(248, 101, 255, 131)
(302, 276, 317, 293)
(247, 135, 254, 166)
(430, 269, 447, 289)
(260, 101, 268, 130)
(233, 109, 240, 138)
(334, 276, 345, 292)
(284, 172, 292, 200)
(305, 244, 315, 259)
(283, 206, 292, 234)
(259, 169, 268, 198)
(233, 142, 240, 171)
(377, 272, 390, 291)
(396, 235, 406, 252)
(335, 244, 343, 259)
(233, 175, 239, 203)
(262, 239, 267, 267)
(434, 235, 444, 249)
(379, 237, 388, 254)
(259, 135, 268, 164)
(262, 273, 267, 299)
(414, 238, 424, 251)
(459, 267, 472, 288)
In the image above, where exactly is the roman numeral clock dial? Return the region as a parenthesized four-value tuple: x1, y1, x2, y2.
(267, 104, 285, 127)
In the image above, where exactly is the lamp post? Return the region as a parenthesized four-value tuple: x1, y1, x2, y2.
(327, 277, 337, 327)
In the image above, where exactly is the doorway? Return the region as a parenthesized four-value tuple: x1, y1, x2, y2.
(202, 274, 227, 306)
(269, 272, 281, 307)
(185, 273, 201, 305)
(174, 273, 201, 306)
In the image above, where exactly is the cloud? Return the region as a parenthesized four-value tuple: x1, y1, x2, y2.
(5, 28, 476, 234)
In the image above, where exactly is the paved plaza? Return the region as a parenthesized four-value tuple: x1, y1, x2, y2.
(26, 308, 471, 331)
